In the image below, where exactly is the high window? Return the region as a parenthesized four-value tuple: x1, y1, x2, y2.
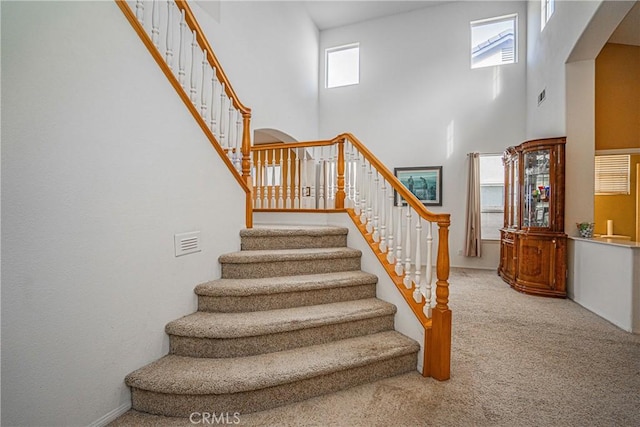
(470, 14, 517, 69)
(479, 155, 505, 240)
(595, 155, 630, 195)
(541, 0, 555, 30)
(325, 43, 360, 88)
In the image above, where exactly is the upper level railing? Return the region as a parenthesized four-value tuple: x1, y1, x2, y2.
(116, 0, 253, 227)
(252, 134, 452, 380)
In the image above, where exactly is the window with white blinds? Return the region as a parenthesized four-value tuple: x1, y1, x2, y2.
(595, 155, 630, 195)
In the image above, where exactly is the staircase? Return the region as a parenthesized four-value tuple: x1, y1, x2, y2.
(125, 225, 420, 417)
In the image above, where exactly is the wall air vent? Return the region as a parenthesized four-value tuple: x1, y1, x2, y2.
(174, 231, 201, 257)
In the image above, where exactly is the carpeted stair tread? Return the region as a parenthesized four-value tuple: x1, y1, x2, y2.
(240, 225, 349, 237)
(165, 298, 395, 338)
(125, 331, 419, 395)
(219, 247, 361, 264)
(195, 271, 378, 297)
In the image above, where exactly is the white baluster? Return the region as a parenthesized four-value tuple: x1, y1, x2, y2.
(262, 151, 268, 209)
(344, 143, 352, 208)
(318, 147, 325, 209)
(413, 217, 423, 304)
(403, 207, 413, 289)
(310, 148, 317, 209)
(236, 113, 242, 161)
(228, 104, 235, 163)
(366, 164, 373, 232)
(135, 0, 144, 23)
(286, 149, 292, 208)
(330, 144, 340, 209)
(231, 110, 240, 170)
(255, 153, 262, 209)
(300, 149, 307, 208)
(354, 151, 362, 216)
(394, 203, 404, 276)
(424, 221, 434, 318)
(209, 68, 218, 136)
(278, 149, 284, 208)
(379, 179, 387, 252)
(386, 190, 395, 264)
(178, 10, 186, 88)
(270, 150, 276, 209)
(294, 149, 300, 209)
(189, 31, 197, 104)
(359, 159, 367, 224)
(165, 1, 173, 69)
(151, 0, 160, 48)
(219, 83, 226, 148)
(326, 146, 334, 209)
(200, 50, 208, 118)
(372, 171, 380, 241)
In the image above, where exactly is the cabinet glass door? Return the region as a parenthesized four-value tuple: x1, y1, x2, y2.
(523, 149, 550, 228)
(504, 157, 511, 227)
(512, 156, 519, 228)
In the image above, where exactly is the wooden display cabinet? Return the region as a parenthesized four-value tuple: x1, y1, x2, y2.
(498, 137, 567, 297)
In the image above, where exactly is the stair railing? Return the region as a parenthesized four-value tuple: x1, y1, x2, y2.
(118, 0, 450, 379)
(116, 0, 254, 227)
(252, 134, 452, 380)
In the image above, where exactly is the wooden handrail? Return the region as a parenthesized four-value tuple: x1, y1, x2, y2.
(175, 0, 250, 114)
(340, 133, 451, 225)
(115, 0, 253, 228)
(251, 140, 337, 151)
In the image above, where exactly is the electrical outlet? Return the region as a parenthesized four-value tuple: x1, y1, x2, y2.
(457, 249, 463, 256)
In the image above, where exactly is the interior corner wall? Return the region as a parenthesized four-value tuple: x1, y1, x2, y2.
(1, 2, 246, 425)
(190, 1, 320, 142)
(318, 1, 527, 269)
(565, 59, 596, 231)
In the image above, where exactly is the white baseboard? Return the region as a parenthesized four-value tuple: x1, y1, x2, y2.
(88, 402, 131, 427)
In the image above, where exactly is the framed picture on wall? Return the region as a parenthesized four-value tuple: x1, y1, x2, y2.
(394, 166, 443, 206)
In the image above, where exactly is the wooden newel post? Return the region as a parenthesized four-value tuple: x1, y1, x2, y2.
(241, 111, 252, 188)
(336, 139, 346, 209)
(431, 216, 451, 380)
(241, 111, 253, 228)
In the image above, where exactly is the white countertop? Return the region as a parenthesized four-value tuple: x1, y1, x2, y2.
(569, 236, 640, 249)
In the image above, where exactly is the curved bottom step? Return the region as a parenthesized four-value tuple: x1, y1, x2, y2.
(126, 331, 419, 417)
(131, 353, 416, 417)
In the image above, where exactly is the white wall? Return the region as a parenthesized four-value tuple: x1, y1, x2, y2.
(318, 1, 528, 269)
(1, 2, 247, 425)
(525, 0, 601, 139)
(191, 0, 320, 142)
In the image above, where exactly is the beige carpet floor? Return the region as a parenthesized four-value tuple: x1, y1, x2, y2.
(112, 268, 640, 426)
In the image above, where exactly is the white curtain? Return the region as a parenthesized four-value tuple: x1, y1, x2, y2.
(465, 153, 482, 257)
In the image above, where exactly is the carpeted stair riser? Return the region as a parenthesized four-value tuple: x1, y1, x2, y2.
(169, 315, 395, 358)
(129, 353, 417, 417)
(241, 234, 347, 250)
(197, 283, 376, 312)
(195, 271, 379, 313)
(220, 254, 361, 279)
(239, 226, 348, 250)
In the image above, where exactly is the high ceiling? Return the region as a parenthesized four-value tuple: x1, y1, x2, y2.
(303, 0, 447, 31)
